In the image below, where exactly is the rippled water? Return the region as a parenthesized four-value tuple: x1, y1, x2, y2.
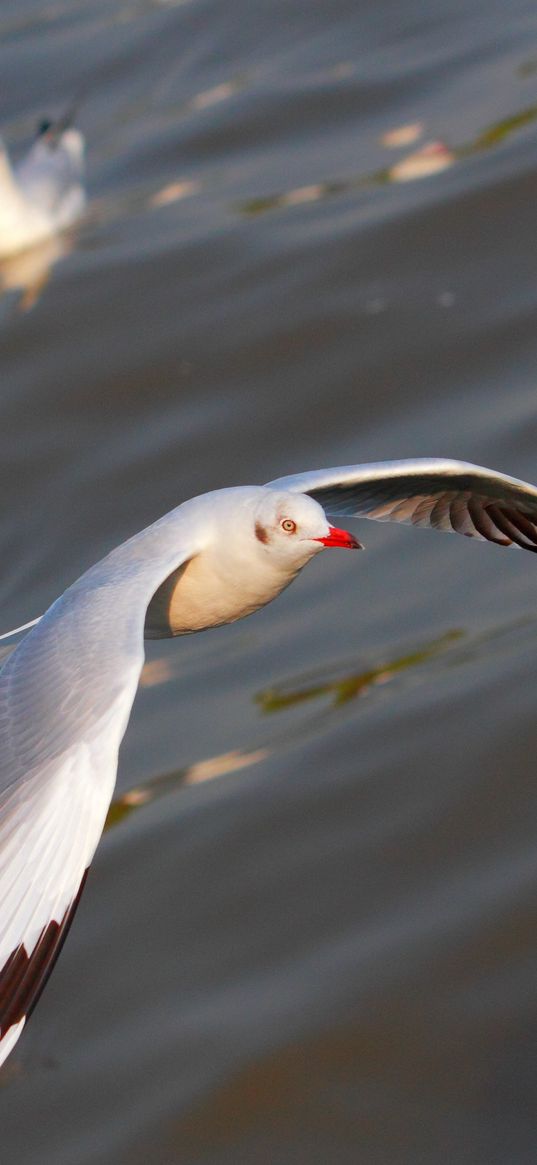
(2, 1, 537, 1161)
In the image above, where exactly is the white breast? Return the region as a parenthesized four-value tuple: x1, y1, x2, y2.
(161, 544, 299, 634)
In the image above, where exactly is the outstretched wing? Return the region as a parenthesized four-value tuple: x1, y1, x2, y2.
(0, 679, 136, 1070)
(268, 458, 537, 551)
(0, 522, 199, 1069)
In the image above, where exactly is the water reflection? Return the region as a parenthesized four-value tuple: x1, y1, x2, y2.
(149, 178, 200, 208)
(466, 104, 537, 152)
(257, 614, 537, 714)
(381, 123, 424, 148)
(256, 630, 463, 713)
(238, 102, 537, 216)
(387, 141, 455, 183)
(83, 169, 201, 239)
(105, 614, 537, 834)
(0, 232, 73, 312)
(188, 79, 244, 112)
(106, 634, 465, 833)
(105, 747, 269, 830)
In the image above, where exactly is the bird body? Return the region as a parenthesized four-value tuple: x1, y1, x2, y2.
(0, 457, 536, 1068)
(145, 487, 334, 636)
(0, 124, 84, 258)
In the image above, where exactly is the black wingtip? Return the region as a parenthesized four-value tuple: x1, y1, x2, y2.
(0, 869, 89, 1039)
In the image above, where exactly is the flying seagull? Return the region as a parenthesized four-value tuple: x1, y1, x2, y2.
(0, 116, 85, 259)
(0, 456, 536, 1069)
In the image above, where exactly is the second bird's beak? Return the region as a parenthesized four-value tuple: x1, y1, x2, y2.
(314, 525, 362, 550)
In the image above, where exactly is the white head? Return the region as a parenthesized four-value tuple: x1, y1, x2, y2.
(249, 489, 360, 569)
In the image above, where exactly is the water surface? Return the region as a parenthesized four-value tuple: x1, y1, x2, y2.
(1, 1, 537, 1161)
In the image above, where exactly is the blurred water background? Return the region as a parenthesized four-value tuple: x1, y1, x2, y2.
(1, 0, 537, 1161)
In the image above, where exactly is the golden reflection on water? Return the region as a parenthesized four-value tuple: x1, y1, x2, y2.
(381, 123, 424, 148)
(237, 102, 537, 216)
(188, 79, 243, 112)
(104, 611, 537, 833)
(387, 141, 455, 183)
(149, 178, 201, 208)
(105, 747, 268, 831)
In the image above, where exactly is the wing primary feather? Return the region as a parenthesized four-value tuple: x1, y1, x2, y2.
(501, 507, 537, 547)
(429, 493, 456, 531)
(487, 505, 537, 552)
(0, 767, 78, 956)
(0, 870, 88, 1039)
(466, 497, 511, 545)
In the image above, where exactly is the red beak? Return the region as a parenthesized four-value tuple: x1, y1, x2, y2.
(314, 525, 362, 550)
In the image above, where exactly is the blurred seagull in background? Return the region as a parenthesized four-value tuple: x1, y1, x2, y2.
(0, 457, 536, 1070)
(0, 115, 85, 258)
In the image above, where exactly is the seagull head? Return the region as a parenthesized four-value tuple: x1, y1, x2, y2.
(251, 489, 361, 569)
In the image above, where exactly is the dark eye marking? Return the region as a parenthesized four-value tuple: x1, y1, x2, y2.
(255, 521, 269, 544)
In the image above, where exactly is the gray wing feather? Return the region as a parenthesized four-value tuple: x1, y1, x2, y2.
(267, 458, 537, 551)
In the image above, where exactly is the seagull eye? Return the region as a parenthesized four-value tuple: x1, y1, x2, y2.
(281, 518, 297, 534)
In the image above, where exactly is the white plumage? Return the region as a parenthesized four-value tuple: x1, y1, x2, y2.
(0, 119, 85, 258)
(0, 457, 536, 1068)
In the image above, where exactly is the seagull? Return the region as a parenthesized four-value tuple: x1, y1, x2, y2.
(0, 117, 85, 259)
(0, 456, 536, 1069)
